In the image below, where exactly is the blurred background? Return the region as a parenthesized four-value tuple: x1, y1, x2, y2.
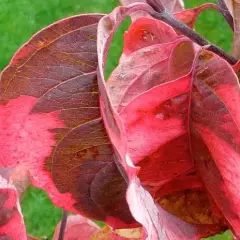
(0, 0, 234, 239)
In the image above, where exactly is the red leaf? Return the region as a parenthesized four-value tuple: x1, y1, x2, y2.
(109, 38, 194, 112)
(118, 49, 240, 237)
(127, 177, 225, 240)
(97, 4, 221, 239)
(97, 4, 236, 238)
(190, 50, 240, 237)
(0, 14, 135, 228)
(123, 17, 178, 56)
(0, 175, 27, 240)
(120, 75, 193, 183)
(122, 3, 219, 56)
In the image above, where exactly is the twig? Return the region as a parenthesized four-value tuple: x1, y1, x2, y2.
(216, 0, 234, 30)
(58, 210, 68, 240)
(148, 4, 238, 64)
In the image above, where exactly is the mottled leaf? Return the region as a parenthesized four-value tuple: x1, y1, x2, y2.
(126, 177, 225, 240)
(97, 3, 227, 239)
(191, 49, 240, 238)
(0, 14, 135, 228)
(109, 37, 194, 112)
(119, 49, 240, 237)
(0, 175, 27, 240)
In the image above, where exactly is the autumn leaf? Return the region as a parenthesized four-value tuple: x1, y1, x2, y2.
(119, 49, 240, 237)
(0, 13, 135, 228)
(1, 0, 239, 239)
(97, 3, 240, 239)
(0, 175, 27, 240)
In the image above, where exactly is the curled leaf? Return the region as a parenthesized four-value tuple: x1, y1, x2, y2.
(97, 3, 240, 238)
(120, 48, 240, 237)
(223, 0, 240, 57)
(97, 3, 226, 239)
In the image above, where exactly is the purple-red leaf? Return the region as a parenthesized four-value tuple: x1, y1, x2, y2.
(190, 50, 240, 237)
(97, 3, 225, 239)
(0, 175, 27, 240)
(120, 75, 193, 185)
(97, 3, 240, 238)
(109, 37, 194, 112)
(119, 49, 240, 237)
(0, 14, 135, 228)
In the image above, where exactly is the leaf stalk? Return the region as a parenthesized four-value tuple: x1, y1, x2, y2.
(58, 210, 68, 240)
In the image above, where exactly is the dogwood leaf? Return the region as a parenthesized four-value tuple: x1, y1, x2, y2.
(0, 175, 27, 240)
(120, 49, 240, 237)
(97, 3, 229, 239)
(0, 14, 135, 228)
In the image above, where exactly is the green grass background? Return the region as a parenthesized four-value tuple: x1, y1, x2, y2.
(0, 0, 234, 239)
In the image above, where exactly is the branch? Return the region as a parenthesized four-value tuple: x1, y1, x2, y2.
(149, 6, 238, 64)
(216, 0, 234, 30)
(58, 210, 68, 240)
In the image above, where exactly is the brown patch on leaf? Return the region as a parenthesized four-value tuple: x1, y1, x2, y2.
(198, 50, 213, 62)
(158, 189, 226, 225)
(90, 226, 112, 240)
